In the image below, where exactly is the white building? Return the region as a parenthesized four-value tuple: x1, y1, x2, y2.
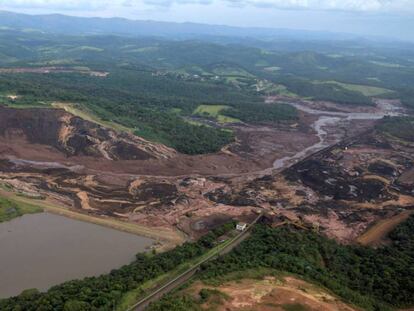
(236, 222, 247, 231)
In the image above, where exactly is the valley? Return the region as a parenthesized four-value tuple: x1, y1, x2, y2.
(0, 95, 404, 243)
(1, 83, 412, 310)
(0, 16, 413, 310)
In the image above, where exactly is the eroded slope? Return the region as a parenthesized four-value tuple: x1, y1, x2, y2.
(0, 106, 175, 160)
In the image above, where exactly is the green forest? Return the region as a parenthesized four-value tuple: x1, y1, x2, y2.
(0, 71, 248, 154)
(0, 64, 297, 154)
(148, 216, 414, 311)
(0, 196, 42, 223)
(0, 28, 414, 153)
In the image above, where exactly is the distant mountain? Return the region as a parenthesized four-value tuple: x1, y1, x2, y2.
(0, 10, 361, 41)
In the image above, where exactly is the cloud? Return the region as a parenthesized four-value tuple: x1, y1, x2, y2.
(0, 0, 413, 13)
(0, 0, 107, 11)
(141, 0, 213, 8)
(224, 0, 411, 12)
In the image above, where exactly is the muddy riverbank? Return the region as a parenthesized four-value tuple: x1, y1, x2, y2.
(270, 99, 404, 171)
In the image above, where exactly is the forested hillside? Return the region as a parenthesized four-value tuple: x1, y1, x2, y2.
(149, 216, 414, 311)
(1, 29, 413, 98)
(1, 27, 414, 153)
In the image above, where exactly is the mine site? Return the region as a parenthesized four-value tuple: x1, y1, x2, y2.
(0, 7, 413, 311)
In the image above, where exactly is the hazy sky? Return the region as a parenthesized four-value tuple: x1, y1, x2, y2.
(0, 0, 413, 41)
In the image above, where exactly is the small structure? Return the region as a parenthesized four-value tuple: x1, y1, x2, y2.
(236, 222, 247, 231)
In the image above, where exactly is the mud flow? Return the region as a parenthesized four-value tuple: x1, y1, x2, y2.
(0, 99, 411, 242)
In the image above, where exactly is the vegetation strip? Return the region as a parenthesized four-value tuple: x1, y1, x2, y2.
(148, 217, 414, 310)
(127, 213, 262, 311)
(0, 195, 42, 223)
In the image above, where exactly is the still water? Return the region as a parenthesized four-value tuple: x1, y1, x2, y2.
(0, 212, 154, 298)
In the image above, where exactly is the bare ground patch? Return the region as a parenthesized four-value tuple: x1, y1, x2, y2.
(186, 275, 358, 311)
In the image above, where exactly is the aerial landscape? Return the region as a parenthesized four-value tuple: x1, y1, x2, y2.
(0, 1, 413, 310)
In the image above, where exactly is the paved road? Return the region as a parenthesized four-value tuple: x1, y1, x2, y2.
(128, 214, 262, 311)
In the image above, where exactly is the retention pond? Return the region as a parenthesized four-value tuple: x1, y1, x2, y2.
(0, 212, 154, 298)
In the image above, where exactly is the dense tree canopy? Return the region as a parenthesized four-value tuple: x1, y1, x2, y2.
(149, 216, 414, 311)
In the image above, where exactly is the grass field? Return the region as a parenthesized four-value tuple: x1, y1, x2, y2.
(116, 229, 238, 311)
(185, 119, 208, 127)
(212, 66, 253, 77)
(0, 195, 43, 223)
(317, 80, 393, 96)
(52, 102, 132, 133)
(0, 93, 51, 109)
(5, 101, 51, 109)
(1, 98, 132, 131)
(261, 82, 298, 97)
(193, 104, 241, 124)
(116, 263, 191, 311)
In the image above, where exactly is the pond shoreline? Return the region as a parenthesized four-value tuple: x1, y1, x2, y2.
(0, 212, 155, 298)
(0, 188, 185, 250)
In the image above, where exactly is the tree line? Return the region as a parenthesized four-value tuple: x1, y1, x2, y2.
(149, 216, 414, 311)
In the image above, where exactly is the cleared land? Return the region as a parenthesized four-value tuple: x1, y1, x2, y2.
(182, 273, 357, 311)
(357, 210, 413, 246)
(193, 104, 241, 124)
(211, 66, 253, 77)
(52, 102, 132, 133)
(317, 80, 393, 97)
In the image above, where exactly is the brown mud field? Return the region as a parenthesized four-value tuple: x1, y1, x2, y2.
(0, 105, 317, 176)
(0, 98, 410, 243)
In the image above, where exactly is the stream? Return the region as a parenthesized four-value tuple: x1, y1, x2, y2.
(272, 102, 403, 170)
